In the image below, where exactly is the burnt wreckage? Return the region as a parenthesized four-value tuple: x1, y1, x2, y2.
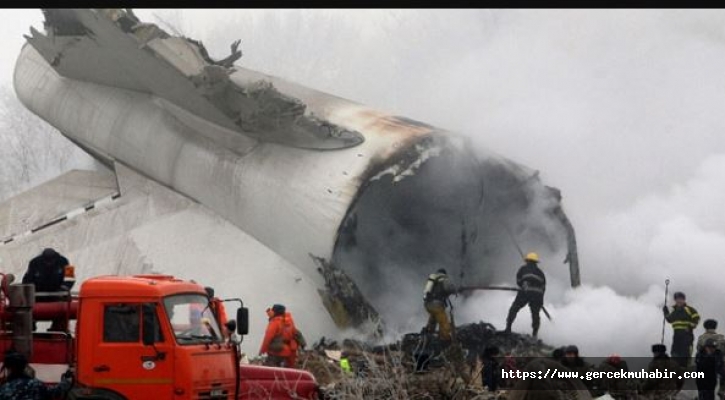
(15, 9, 580, 330)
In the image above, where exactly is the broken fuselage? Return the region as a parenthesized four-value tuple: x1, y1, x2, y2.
(14, 9, 578, 328)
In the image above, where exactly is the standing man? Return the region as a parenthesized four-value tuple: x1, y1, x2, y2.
(423, 268, 457, 343)
(505, 252, 546, 338)
(259, 304, 299, 368)
(696, 340, 724, 400)
(642, 344, 684, 399)
(663, 291, 700, 368)
(697, 320, 725, 353)
(696, 320, 725, 400)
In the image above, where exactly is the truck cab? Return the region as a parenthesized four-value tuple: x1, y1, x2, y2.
(0, 273, 319, 399)
(74, 275, 237, 399)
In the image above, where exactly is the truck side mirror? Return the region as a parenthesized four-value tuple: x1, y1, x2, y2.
(236, 307, 249, 335)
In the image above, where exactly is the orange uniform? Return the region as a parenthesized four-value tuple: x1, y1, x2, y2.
(260, 311, 299, 368)
(210, 297, 228, 337)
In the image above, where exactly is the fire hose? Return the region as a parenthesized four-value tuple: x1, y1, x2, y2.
(457, 285, 552, 321)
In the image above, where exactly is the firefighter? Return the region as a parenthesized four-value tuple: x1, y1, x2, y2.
(641, 344, 684, 399)
(259, 304, 299, 368)
(505, 252, 546, 337)
(663, 291, 700, 368)
(22, 248, 73, 296)
(0, 352, 72, 399)
(422, 268, 457, 343)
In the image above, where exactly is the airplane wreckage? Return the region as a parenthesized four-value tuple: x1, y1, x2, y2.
(3, 9, 579, 342)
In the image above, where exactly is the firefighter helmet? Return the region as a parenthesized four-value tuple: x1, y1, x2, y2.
(524, 252, 540, 263)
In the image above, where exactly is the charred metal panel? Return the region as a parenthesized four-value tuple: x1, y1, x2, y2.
(26, 9, 363, 150)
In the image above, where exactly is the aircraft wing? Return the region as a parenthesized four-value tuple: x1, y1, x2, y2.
(0, 165, 339, 350)
(0, 169, 119, 245)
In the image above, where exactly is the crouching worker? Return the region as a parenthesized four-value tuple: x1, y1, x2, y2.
(0, 352, 72, 399)
(22, 248, 74, 296)
(22, 248, 76, 332)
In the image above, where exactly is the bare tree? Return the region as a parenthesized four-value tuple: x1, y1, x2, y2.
(0, 85, 95, 200)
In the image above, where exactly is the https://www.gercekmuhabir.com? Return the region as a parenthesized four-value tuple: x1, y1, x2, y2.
(502, 369, 704, 381)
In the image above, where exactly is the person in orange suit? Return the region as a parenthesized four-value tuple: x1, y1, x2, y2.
(259, 304, 299, 368)
(205, 287, 229, 338)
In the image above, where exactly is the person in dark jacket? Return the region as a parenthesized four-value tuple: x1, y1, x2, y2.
(22, 248, 73, 295)
(642, 343, 684, 398)
(505, 252, 546, 337)
(561, 345, 595, 392)
(551, 346, 566, 363)
(695, 339, 724, 400)
(22, 248, 74, 332)
(481, 346, 501, 392)
(0, 352, 71, 399)
(595, 354, 636, 400)
(663, 291, 700, 368)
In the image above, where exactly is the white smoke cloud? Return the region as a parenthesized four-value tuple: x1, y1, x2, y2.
(458, 153, 725, 356)
(1, 9, 723, 359)
(107, 9, 725, 357)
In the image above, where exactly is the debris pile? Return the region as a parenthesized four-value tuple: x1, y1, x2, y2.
(284, 321, 560, 400)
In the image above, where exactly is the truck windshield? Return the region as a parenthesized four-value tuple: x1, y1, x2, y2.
(163, 294, 222, 344)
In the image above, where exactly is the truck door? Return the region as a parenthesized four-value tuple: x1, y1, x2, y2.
(91, 302, 174, 398)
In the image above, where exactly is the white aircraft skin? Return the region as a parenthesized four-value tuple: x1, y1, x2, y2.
(14, 43, 443, 289)
(11, 10, 577, 330)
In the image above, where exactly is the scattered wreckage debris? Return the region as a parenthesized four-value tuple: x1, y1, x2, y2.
(295, 323, 687, 400)
(312, 255, 384, 337)
(28, 8, 364, 150)
(285, 321, 566, 400)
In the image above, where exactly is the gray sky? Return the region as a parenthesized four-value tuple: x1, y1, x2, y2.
(0, 10, 42, 85)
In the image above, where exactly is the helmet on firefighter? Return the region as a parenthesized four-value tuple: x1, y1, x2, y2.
(436, 268, 447, 275)
(524, 252, 540, 263)
(673, 292, 686, 300)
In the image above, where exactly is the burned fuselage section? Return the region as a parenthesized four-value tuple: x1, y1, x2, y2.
(333, 133, 580, 326)
(15, 9, 579, 335)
